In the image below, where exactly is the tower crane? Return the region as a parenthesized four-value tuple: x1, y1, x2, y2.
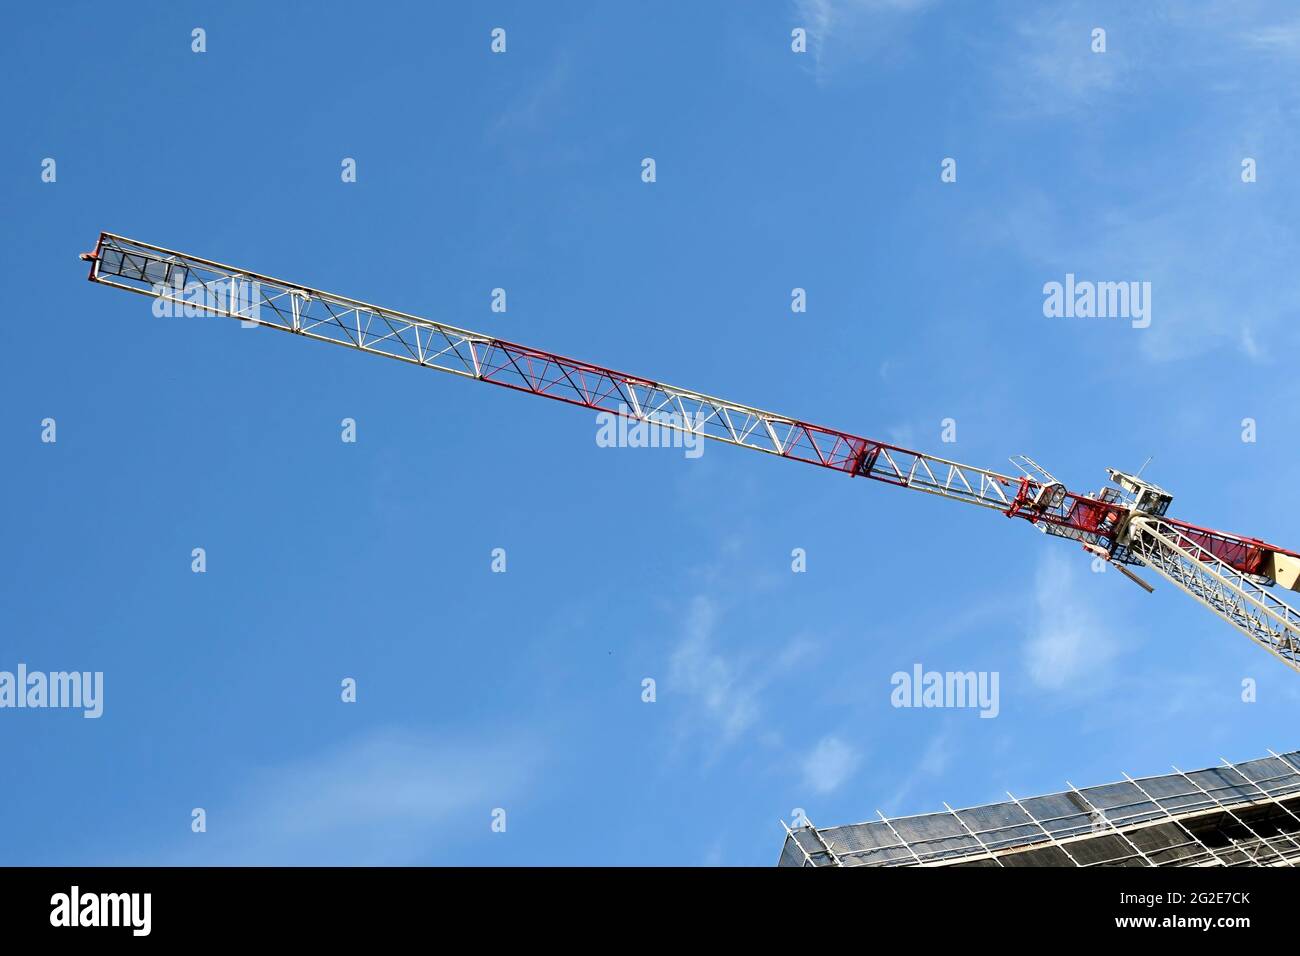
(81, 233, 1300, 674)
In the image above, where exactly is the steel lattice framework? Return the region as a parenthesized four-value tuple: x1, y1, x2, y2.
(779, 749, 1300, 867)
(81, 233, 1300, 674)
(1126, 518, 1300, 670)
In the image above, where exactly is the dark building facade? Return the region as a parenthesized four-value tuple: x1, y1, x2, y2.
(779, 749, 1300, 867)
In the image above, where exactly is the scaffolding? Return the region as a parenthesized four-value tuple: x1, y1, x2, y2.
(779, 749, 1300, 867)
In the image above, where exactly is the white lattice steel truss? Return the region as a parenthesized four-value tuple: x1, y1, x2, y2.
(1126, 518, 1300, 672)
(82, 233, 1300, 675)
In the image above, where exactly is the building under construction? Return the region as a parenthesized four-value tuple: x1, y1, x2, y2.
(779, 749, 1300, 867)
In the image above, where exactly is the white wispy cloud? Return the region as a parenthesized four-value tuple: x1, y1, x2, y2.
(793, 0, 936, 76)
(669, 595, 775, 744)
(882, 730, 952, 812)
(667, 592, 819, 756)
(795, 0, 834, 65)
(997, 10, 1126, 117)
(143, 727, 541, 865)
(801, 735, 862, 794)
(1240, 20, 1300, 53)
(491, 51, 572, 135)
(1024, 550, 1122, 691)
(994, 178, 1300, 364)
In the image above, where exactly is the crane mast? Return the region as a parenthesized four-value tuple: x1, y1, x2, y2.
(81, 233, 1300, 674)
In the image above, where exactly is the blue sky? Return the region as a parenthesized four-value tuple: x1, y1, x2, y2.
(3, 1, 1300, 865)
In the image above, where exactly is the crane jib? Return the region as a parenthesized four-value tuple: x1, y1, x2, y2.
(80, 232, 1300, 674)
